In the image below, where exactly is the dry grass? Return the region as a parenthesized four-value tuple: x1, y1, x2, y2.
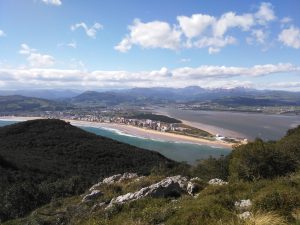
(242, 212, 287, 225)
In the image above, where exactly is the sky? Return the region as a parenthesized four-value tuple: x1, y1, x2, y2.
(0, 0, 300, 91)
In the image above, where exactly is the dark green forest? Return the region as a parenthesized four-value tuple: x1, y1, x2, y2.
(0, 119, 175, 222)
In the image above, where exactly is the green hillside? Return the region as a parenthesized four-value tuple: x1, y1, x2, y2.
(0, 119, 175, 222)
(0, 95, 70, 112)
(1, 120, 300, 225)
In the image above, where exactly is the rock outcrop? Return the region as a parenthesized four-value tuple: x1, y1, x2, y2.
(82, 190, 103, 203)
(208, 178, 228, 186)
(89, 173, 139, 191)
(107, 175, 188, 208)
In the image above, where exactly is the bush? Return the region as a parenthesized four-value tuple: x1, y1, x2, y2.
(229, 139, 298, 181)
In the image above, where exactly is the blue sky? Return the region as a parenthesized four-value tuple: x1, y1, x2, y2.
(0, 0, 299, 90)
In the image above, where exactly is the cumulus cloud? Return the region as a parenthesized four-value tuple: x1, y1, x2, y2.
(194, 36, 236, 54)
(213, 12, 254, 37)
(19, 44, 55, 67)
(0, 63, 298, 89)
(115, 19, 181, 52)
(0, 30, 6, 37)
(278, 26, 300, 49)
(247, 29, 268, 44)
(71, 22, 103, 38)
(41, 0, 62, 6)
(255, 2, 276, 25)
(116, 2, 278, 54)
(177, 14, 215, 38)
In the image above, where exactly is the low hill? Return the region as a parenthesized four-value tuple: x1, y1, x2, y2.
(0, 119, 174, 222)
(0, 95, 71, 113)
(71, 91, 139, 106)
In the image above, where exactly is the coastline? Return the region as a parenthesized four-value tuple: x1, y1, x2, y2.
(153, 109, 248, 139)
(0, 116, 233, 148)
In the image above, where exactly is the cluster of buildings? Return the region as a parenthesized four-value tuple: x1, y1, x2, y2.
(42, 111, 184, 133)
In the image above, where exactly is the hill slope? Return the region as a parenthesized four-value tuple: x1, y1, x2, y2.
(0, 119, 174, 221)
(0, 95, 71, 113)
(3, 126, 300, 225)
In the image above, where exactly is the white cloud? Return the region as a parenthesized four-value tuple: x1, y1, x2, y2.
(194, 36, 236, 54)
(41, 0, 62, 6)
(116, 2, 278, 54)
(115, 19, 181, 52)
(0, 30, 6, 37)
(213, 12, 254, 37)
(172, 63, 298, 79)
(280, 17, 292, 24)
(19, 44, 55, 67)
(249, 29, 268, 44)
(255, 2, 276, 25)
(278, 26, 300, 49)
(114, 38, 132, 53)
(71, 22, 103, 38)
(177, 14, 215, 38)
(0, 63, 298, 89)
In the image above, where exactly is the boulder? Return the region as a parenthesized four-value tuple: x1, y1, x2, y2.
(187, 181, 199, 195)
(238, 211, 252, 220)
(107, 176, 188, 208)
(235, 199, 252, 211)
(82, 190, 103, 203)
(208, 178, 228, 186)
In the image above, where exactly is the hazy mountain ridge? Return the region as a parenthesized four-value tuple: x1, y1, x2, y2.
(1, 87, 299, 111)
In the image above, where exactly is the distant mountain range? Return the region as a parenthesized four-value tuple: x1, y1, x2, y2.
(0, 86, 299, 111)
(71, 86, 300, 107)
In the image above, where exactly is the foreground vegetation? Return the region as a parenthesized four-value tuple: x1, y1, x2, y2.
(1, 120, 300, 224)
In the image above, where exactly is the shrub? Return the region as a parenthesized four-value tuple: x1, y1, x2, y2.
(229, 139, 298, 181)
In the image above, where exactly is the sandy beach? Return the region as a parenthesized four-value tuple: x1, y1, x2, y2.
(0, 116, 233, 148)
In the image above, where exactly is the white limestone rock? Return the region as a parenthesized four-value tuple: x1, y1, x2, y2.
(235, 199, 252, 211)
(187, 181, 199, 195)
(82, 190, 103, 203)
(208, 178, 228, 186)
(107, 175, 188, 208)
(238, 211, 252, 220)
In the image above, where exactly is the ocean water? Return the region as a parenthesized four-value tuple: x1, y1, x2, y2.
(157, 108, 300, 141)
(0, 120, 230, 164)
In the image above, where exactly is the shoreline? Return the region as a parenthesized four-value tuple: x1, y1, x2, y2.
(153, 109, 248, 139)
(0, 116, 233, 149)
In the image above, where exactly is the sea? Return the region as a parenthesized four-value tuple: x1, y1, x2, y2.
(0, 120, 230, 165)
